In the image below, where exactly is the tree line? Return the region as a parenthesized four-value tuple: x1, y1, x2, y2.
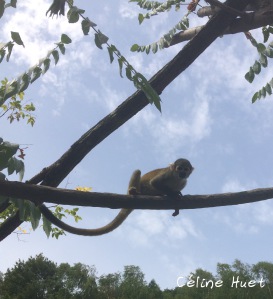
(1, 254, 273, 298)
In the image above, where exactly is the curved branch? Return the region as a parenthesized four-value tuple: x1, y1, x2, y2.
(0, 180, 272, 210)
(1, 179, 273, 237)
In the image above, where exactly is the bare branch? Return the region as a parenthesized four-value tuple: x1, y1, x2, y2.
(0, 180, 272, 211)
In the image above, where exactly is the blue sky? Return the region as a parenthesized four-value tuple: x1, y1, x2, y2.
(1, 0, 273, 289)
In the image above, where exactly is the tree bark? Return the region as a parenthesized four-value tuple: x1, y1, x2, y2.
(0, 180, 272, 211)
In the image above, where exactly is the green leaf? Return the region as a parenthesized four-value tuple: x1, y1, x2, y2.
(138, 13, 144, 24)
(94, 31, 109, 50)
(19, 73, 30, 93)
(12, 198, 27, 221)
(140, 46, 146, 52)
(125, 66, 134, 81)
(11, 31, 24, 47)
(268, 26, 273, 34)
(67, 6, 80, 23)
(51, 50, 59, 65)
(118, 57, 125, 78)
(183, 17, 189, 28)
(265, 47, 273, 58)
(0, 49, 6, 63)
(0, 153, 8, 171)
(10, 0, 17, 8)
(58, 43, 65, 55)
(6, 42, 14, 62)
(164, 33, 172, 45)
(265, 83, 272, 95)
(0, 172, 6, 181)
(252, 91, 260, 103)
(257, 43, 266, 53)
(151, 42, 158, 54)
(133, 73, 161, 112)
(252, 61, 261, 75)
(245, 68, 255, 83)
(262, 27, 270, 43)
(259, 53, 268, 67)
(61, 34, 72, 44)
(81, 18, 96, 35)
(130, 44, 140, 52)
(145, 44, 151, 54)
(0, 0, 5, 18)
(1, 141, 19, 157)
(42, 215, 52, 238)
(94, 33, 103, 49)
(29, 202, 41, 230)
(107, 46, 115, 63)
(43, 57, 51, 74)
(261, 87, 266, 98)
(158, 37, 165, 50)
(19, 163, 25, 181)
(7, 157, 16, 175)
(30, 66, 42, 83)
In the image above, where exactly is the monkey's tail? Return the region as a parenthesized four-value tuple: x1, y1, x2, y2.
(39, 169, 141, 236)
(40, 204, 133, 236)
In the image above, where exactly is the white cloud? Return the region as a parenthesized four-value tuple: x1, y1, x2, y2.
(167, 217, 201, 240)
(221, 179, 249, 193)
(255, 201, 273, 225)
(119, 1, 139, 19)
(122, 210, 202, 248)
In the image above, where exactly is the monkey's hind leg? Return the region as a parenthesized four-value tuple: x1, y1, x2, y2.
(172, 192, 183, 217)
(128, 170, 141, 195)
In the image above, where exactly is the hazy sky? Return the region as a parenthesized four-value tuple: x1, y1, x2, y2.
(1, 0, 273, 289)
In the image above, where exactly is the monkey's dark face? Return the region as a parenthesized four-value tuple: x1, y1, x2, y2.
(174, 158, 194, 179)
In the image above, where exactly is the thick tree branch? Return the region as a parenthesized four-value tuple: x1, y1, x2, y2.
(0, 0, 251, 240)
(169, 13, 273, 46)
(0, 180, 272, 210)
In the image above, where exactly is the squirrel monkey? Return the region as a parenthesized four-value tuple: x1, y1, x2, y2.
(39, 158, 193, 236)
(86, 158, 194, 235)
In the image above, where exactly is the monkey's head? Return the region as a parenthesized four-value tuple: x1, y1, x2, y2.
(171, 158, 194, 179)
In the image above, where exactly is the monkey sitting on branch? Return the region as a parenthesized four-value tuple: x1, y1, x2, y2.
(40, 158, 194, 236)
(86, 158, 194, 235)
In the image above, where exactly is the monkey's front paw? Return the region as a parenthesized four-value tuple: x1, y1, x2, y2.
(172, 209, 179, 217)
(128, 187, 139, 195)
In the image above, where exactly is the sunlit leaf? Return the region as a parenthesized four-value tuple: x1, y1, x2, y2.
(11, 31, 24, 47)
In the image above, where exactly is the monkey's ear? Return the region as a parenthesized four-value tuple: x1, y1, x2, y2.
(169, 163, 175, 171)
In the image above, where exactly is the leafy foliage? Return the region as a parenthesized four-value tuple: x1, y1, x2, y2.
(130, 0, 186, 24)
(244, 27, 273, 103)
(64, 0, 162, 111)
(1, 256, 273, 298)
(0, 79, 35, 126)
(0, 31, 24, 63)
(130, 0, 191, 53)
(0, 138, 24, 181)
(0, 34, 71, 106)
(0, 254, 98, 299)
(0, 0, 17, 19)
(0, 137, 82, 239)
